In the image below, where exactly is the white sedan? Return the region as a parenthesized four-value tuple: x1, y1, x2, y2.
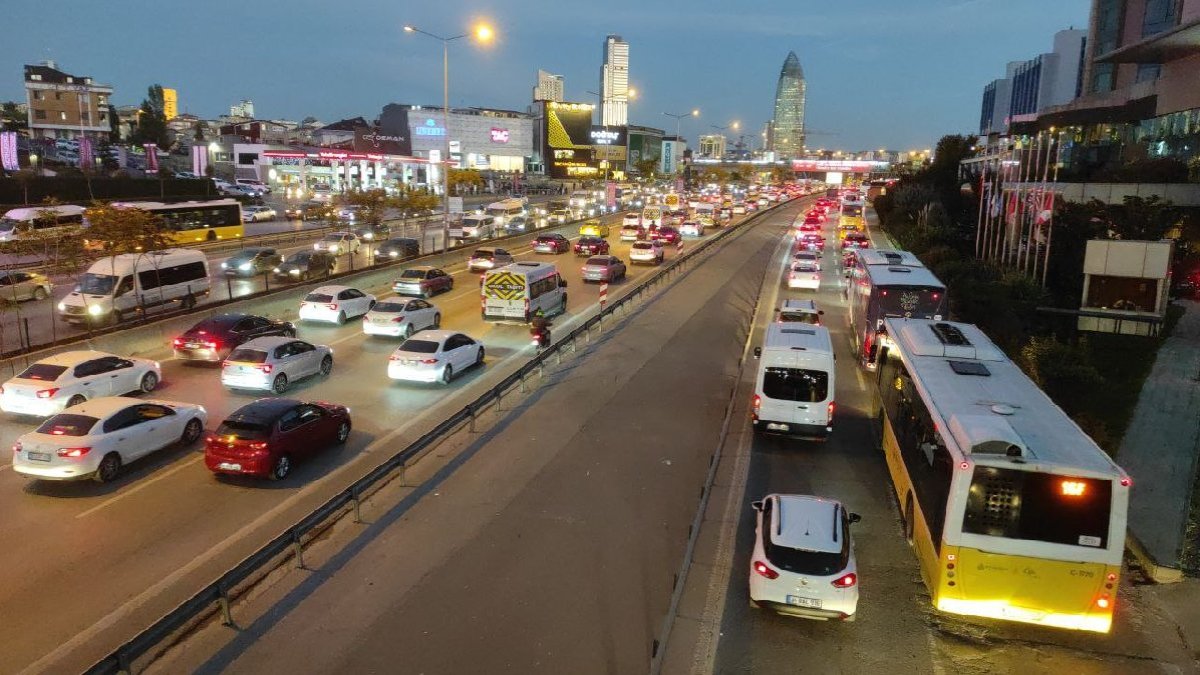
(622, 212, 641, 227)
(221, 336, 334, 394)
(313, 231, 361, 255)
(0, 350, 161, 417)
(299, 285, 376, 324)
(242, 206, 277, 222)
(12, 396, 207, 482)
(387, 330, 484, 385)
(362, 296, 441, 338)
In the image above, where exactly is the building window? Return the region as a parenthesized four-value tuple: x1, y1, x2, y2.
(1136, 64, 1162, 83)
(31, 90, 42, 100)
(1143, 0, 1179, 37)
(59, 112, 67, 121)
(80, 112, 90, 124)
(33, 110, 46, 120)
(29, 74, 41, 81)
(54, 92, 62, 101)
(1091, 63, 1115, 94)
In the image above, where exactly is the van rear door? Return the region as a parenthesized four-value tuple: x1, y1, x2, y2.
(482, 270, 528, 321)
(758, 350, 833, 432)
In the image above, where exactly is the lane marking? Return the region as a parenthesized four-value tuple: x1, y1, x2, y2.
(76, 455, 205, 519)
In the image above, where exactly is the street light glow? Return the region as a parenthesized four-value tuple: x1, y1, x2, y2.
(691, 109, 700, 117)
(474, 23, 494, 43)
(403, 25, 415, 32)
(732, 121, 740, 130)
(628, 87, 638, 100)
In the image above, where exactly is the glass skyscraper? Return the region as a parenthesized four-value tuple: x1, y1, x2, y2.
(770, 51, 806, 157)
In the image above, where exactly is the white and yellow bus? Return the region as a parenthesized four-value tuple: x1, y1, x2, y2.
(874, 318, 1130, 633)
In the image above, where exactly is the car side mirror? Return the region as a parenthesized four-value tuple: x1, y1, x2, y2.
(559, 279, 568, 288)
(751, 500, 763, 512)
(752, 347, 762, 359)
(849, 512, 862, 524)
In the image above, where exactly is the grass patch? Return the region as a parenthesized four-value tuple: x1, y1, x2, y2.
(1082, 333, 1163, 456)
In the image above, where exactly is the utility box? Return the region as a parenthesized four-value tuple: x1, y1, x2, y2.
(1078, 239, 1173, 336)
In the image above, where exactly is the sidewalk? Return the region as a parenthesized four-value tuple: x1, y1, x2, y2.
(1118, 299, 1200, 579)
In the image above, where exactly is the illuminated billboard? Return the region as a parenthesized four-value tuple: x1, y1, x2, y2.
(543, 101, 597, 178)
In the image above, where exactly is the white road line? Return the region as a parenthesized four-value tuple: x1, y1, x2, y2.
(76, 455, 205, 519)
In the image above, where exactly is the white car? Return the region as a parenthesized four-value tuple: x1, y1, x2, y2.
(622, 212, 641, 228)
(0, 351, 161, 417)
(467, 247, 515, 273)
(313, 231, 361, 255)
(749, 494, 861, 621)
(299, 285, 376, 324)
(733, 204, 747, 214)
(12, 396, 207, 483)
(787, 261, 821, 290)
(792, 250, 822, 271)
(241, 206, 277, 222)
(387, 330, 484, 385)
(679, 221, 703, 237)
(363, 296, 441, 338)
(221, 336, 333, 394)
(629, 240, 665, 265)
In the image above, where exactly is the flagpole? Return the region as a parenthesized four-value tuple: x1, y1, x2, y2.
(1019, 132, 1041, 274)
(975, 157, 989, 259)
(1031, 129, 1055, 278)
(988, 141, 1006, 262)
(1042, 129, 1063, 288)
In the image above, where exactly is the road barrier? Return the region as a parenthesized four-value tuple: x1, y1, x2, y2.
(82, 197, 801, 675)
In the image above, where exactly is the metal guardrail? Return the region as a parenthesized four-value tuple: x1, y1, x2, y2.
(82, 198, 795, 675)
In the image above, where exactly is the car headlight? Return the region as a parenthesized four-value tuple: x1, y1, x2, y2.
(290, 269, 300, 275)
(273, 267, 281, 273)
(330, 245, 339, 253)
(363, 233, 373, 240)
(313, 243, 320, 250)
(57, 301, 66, 311)
(88, 304, 104, 315)
(389, 251, 398, 257)
(238, 262, 252, 271)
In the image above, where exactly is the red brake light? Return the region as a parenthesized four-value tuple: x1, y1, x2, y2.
(249, 441, 269, 451)
(36, 388, 60, 399)
(1120, 477, 1132, 487)
(752, 394, 761, 410)
(57, 447, 91, 458)
(172, 338, 184, 348)
(327, 303, 338, 311)
(391, 316, 405, 323)
(959, 461, 970, 470)
(12, 441, 21, 453)
(827, 401, 836, 418)
(832, 572, 857, 588)
(203, 340, 219, 350)
(258, 364, 273, 374)
(420, 358, 439, 365)
(753, 561, 779, 580)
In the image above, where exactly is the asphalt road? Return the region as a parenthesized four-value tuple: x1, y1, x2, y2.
(139, 193, 802, 675)
(4, 206, 750, 673)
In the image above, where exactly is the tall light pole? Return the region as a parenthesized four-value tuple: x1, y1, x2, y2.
(403, 21, 494, 253)
(662, 109, 698, 177)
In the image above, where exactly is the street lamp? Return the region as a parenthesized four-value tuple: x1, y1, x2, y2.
(28, 153, 39, 177)
(404, 20, 496, 253)
(663, 108, 700, 140)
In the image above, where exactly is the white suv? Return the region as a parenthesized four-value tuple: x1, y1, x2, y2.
(749, 494, 861, 621)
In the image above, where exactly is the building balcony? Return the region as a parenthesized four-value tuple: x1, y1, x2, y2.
(1095, 17, 1200, 64)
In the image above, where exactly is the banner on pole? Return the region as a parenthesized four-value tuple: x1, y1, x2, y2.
(0, 132, 18, 171)
(144, 144, 159, 172)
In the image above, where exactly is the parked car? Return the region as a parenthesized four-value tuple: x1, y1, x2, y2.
(220, 337, 334, 394)
(0, 350, 161, 416)
(580, 255, 627, 283)
(205, 398, 351, 480)
(273, 250, 336, 282)
(387, 330, 484, 384)
(0, 270, 52, 302)
(372, 237, 421, 262)
(173, 313, 297, 363)
(392, 266, 454, 298)
(533, 233, 571, 254)
(298, 285, 376, 324)
(467, 247, 515, 273)
(221, 247, 283, 277)
(313, 231, 361, 255)
(574, 236, 610, 256)
(12, 396, 206, 482)
(362, 296, 441, 338)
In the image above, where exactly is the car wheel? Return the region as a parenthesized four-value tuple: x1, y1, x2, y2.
(140, 371, 159, 393)
(335, 420, 351, 444)
(475, 346, 485, 367)
(336, 311, 347, 325)
(67, 394, 87, 407)
(432, 313, 441, 328)
(270, 454, 292, 481)
(181, 418, 203, 444)
(32, 286, 47, 301)
(94, 453, 121, 483)
(320, 354, 333, 376)
(404, 324, 415, 339)
(272, 373, 289, 394)
(441, 364, 453, 384)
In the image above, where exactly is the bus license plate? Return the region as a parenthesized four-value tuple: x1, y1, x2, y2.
(786, 595, 821, 609)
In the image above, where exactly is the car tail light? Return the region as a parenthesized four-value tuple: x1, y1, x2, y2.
(248, 441, 269, 452)
(36, 388, 60, 399)
(391, 316, 405, 323)
(258, 364, 273, 374)
(12, 441, 21, 453)
(420, 358, 439, 365)
(203, 340, 219, 350)
(327, 303, 338, 311)
(832, 572, 857, 588)
(753, 561, 778, 580)
(388, 355, 401, 361)
(172, 338, 184, 348)
(57, 447, 91, 458)
(828, 401, 836, 419)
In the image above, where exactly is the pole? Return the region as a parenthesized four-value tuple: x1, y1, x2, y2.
(442, 39, 451, 255)
(1042, 132, 1062, 288)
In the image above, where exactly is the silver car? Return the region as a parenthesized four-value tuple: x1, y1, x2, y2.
(0, 271, 52, 302)
(220, 336, 334, 394)
(581, 255, 627, 283)
(362, 296, 441, 338)
(313, 231, 361, 255)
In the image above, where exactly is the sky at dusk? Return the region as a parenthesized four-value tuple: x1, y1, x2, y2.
(2, 0, 1091, 151)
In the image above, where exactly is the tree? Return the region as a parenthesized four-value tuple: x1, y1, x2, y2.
(82, 203, 174, 255)
(448, 168, 483, 194)
(129, 85, 170, 148)
(397, 186, 439, 219)
(107, 104, 120, 143)
(635, 158, 658, 178)
(336, 189, 395, 227)
(1, 101, 26, 132)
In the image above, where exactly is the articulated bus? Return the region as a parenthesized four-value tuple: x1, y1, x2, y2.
(110, 199, 245, 244)
(846, 249, 947, 369)
(874, 319, 1129, 633)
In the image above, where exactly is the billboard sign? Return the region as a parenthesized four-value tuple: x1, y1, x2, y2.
(790, 159, 887, 173)
(354, 128, 409, 155)
(543, 101, 597, 179)
(371, 104, 414, 155)
(490, 127, 510, 144)
(0, 132, 18, 171)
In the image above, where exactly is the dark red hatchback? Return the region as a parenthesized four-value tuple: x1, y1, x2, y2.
(205, 398, 351, 480)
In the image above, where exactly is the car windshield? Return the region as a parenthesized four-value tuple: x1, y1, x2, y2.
(372, 302, 405, 313)
(472, 250, 494, 260)
(305, 293, 334, 303)
(763, 367, 828, 402)
(36, 414, 98, 437)
(216, 419, 271, 441)
(633, 242, 652, 250)
(17, 363, 67, 381)
(78, 273, 117, 295)
(400, 269, 426, 279)
(226, 348, 268, 363)
(322, 235, 343, 242)
(780, 311, 820, 325)
(398, 339, 439, 354)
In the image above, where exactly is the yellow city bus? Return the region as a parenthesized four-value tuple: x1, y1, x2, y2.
(111, 199, 245, 244)
(874, 318, 1130, 633)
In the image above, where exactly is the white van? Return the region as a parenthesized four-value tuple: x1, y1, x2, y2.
(460, 214, 496, 240)
(569, 190, 593, 211)
(481, 261, 568, 323)
(57, 249, 211, 325)
(642, 205, 664, 228)
(0, 205, 86, 242)
(484, 198, 526, 228)
(751, 324, 835, 439)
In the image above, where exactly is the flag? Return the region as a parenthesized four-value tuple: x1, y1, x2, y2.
(1034, 190, 1054, 226)
(1005, 190, 1020, 227)
(0, 132, 18, 171)
(144, 143, 158, 172)
(989, 192, 1002, 218)
(79, 136, 94, 169)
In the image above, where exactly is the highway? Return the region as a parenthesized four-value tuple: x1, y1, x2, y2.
(3, 203, 744, 673)
(133, 191, 803, 675)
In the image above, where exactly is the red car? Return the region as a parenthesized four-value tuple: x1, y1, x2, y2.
(797, 233, 826, 252)
(842, 231, 871, 249)
(652, 226, 681, 244)
(806, 210, 826, 223)
(533, 233, 571, 254)
(205, 398, 352, 480)
(574, 236, 610, 256)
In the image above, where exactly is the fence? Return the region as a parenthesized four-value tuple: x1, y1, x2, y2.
(82, 198, 794, 675)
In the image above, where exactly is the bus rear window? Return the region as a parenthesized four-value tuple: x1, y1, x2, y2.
(962, 467, 1112, 548)
(879, 286, 944, 319)
(762, 367, 828, 402)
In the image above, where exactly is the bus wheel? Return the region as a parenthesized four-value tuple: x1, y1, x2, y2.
(206, 230, 217, 241)
(903, 496, 915, 544)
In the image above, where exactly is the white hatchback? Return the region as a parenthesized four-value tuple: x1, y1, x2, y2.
(220, 336, 334, 394)
(362, 296, 441, 338)
(299, 285, 376, 324)
(787, 261, 821, 290)
(12, 396, 207, 483)
(629, 240, 664, 265)
(749, 494, 861, 621)
(1, 351, 161, 417)
(387, 330, 484, 385)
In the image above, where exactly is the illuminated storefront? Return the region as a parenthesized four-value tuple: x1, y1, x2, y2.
(400, 104, 532, 173)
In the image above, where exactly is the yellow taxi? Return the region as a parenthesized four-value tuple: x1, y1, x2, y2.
(579, 219, 610, 237)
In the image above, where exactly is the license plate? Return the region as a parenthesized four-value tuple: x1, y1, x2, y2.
(766, 423, 790, 432)
(786, 595, 822, 609)
(217, 462, 242, 471)
(183, 342, 200, 349)
(27, 452, 51, 462)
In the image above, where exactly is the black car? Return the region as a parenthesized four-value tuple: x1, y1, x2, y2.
(353, 223, 392, 242)
(285, 202, 333, 221)
(372, 237, 420, 262)
(172, 313, 296, 363)
(273, 250, 336, 282)
(221, 247, 283, 277)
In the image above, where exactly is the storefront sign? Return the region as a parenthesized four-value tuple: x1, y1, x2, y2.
(490, 127, 510, 143)
(354, 128, 408, 155)
(415, 118, 447, 137)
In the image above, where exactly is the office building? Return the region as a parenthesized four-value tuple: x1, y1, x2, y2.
(23, 61, 113, 141)
(978, 29, 1087, 136)
(533, 70, 564, 103)
(230, 99, 255, 120)
(769, 51, 806, 157)
(600, 35, 630, 127)
(699, 134, 727, 158)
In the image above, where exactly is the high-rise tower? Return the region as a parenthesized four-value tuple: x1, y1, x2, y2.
(600, 35, 630, 126)
(770, 51, 806, 157)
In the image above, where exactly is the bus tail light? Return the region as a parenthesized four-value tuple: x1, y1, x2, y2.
(753, 561, 778, 580)
(751, 394, 761, 421)
(1094, 594, 1112, 610)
